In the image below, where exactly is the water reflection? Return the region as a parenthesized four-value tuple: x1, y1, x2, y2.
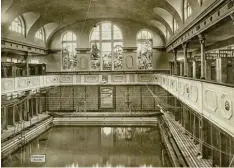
(2, 126, 171, 167)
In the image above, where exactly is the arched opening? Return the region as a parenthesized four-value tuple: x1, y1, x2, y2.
(35, 27, 45, 41)
(9, 16, 25, 36)
(137, 29, 153, 70)
(184, 0, 192, 21)
(90, 21, 123, 71)
(61, 31, 77, 70)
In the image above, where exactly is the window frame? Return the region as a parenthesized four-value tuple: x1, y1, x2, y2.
(90, 21, 123, 71)
(35, 27, 45, 41)
(136, 29, 153, 70)
(9, 16, 25, 36)
(61, 31, 78, 70)
(184, 0, 192, 21)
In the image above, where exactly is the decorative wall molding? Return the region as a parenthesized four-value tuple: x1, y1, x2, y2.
(221, 94, 233, 119)
(190, 85, 198, 102)
(204, 90, 218, 112)
(1, 38, 47, 55)
(84, 75, 99, 83)
(60, 75, 73, 83)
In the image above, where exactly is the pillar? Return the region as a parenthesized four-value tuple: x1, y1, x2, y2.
(25, 52, 30, 76)
(173, 48, 178, 75)
(193, 60, 198, 78)
(14, 105, 20, 123)
(26, 99, 30, 121)
(38, 96, 42, 114)
(30, 98, 34, 116)
(182, 42, 189, 77)
(35, 97, 39, 116)
(216, 57, 228, 83)
(169, 61, 174, 75)
(2, 107, 8, 130)
(8, 106, 14, 126)
(180, 62, 184, 76)
(201, 118, 211, 159)
(198, 34, 206, 79)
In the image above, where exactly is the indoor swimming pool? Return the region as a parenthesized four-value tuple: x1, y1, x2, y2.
(2, 126, 171, 167)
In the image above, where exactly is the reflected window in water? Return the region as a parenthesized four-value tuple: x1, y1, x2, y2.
(2, 126, 171, 167)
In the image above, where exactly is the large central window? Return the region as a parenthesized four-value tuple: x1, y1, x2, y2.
(90, 22, 123, 71)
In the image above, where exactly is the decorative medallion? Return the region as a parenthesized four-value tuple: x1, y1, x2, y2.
(221, 94, 233, 119)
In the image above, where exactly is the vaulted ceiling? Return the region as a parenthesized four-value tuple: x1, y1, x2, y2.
(2, 0, 200, 39)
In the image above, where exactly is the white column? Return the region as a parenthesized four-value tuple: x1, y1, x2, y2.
(198, 34, 206, 79)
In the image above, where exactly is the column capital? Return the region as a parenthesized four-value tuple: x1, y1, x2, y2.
(173, 48, 177, 54)
(198, 34, 206, 44)
(182, 42, 189, 50)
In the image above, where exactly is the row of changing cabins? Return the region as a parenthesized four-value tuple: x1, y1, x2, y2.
(169, 49, 234, 84)
(1, 62, 46, 77)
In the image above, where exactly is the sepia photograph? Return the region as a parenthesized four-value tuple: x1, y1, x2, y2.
(1, 0, 234, 167)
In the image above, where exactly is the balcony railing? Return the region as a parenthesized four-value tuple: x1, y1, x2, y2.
(158, 74, 234, 137)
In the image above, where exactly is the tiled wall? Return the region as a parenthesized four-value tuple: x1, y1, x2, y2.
(46, 85, 168, 112)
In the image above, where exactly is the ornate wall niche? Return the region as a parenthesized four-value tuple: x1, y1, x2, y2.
(221, 94, 233, 120)
(204, 90, 218, 112)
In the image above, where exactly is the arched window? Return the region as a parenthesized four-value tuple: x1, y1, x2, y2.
(90, 22, 123, 71)
(184, 0, 192, 21)
(173, 18, 179, 33)
(137, 30, 153, 70)
(62, 31, 77, 70)
(35, 28, 45, 41)
(9, 16, 25, 35)
(198, 0, 203, 6)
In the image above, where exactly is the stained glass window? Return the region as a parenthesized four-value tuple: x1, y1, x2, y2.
(137, 30, 153, 70)
(9, 16, 24, 35)
(62, 32, 77, 70)
(90, 22, 123, 71)
(35, 28, 45, 41)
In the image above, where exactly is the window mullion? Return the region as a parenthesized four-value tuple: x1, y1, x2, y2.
(111, 23, 114, 71)
(100, 24, 103, 71)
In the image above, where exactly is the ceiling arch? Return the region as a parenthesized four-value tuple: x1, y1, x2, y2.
(150, 20, 169, 38)
(1, 0, 13, 16)
(44, 22, 58, 41)
(22, 12, 40, 36)
(153, 8, 174, 31)
(165, 0, 183, 20)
